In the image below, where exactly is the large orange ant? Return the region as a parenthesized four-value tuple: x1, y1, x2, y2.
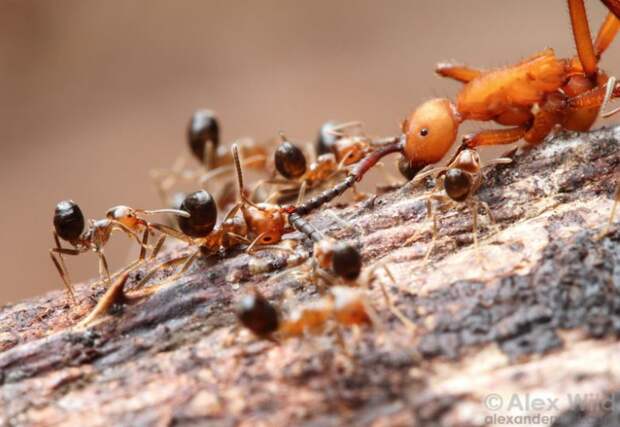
(50, 201, 189, 302)
(151, 109, 267, 208)
(284, 1, 620, 230)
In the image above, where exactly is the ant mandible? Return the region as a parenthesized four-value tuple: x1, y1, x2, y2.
(284, 0, 620, 231)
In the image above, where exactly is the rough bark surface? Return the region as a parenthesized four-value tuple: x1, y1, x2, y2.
(1, 127, 620, 426)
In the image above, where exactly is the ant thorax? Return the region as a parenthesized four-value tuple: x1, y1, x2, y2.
(88, 219, 114, 249)
(307, 153, 338, 182)
(334, 136, 369, 165)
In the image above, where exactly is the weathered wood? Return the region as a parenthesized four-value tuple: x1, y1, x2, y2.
(1, 127, 619, 426)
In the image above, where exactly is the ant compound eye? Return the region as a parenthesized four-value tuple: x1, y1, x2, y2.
(236, 293, 279, 337)
(332, 242, 362, 281)
(54, 200, 86, 242)
(420, 128, 429, 137)
(177, 190, 217, 237)
(444, 169, 471, 202)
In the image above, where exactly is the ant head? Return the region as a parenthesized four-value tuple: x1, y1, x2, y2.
(177, 190, 218, 237)
(402, 98, 460, 170)
(106, 205, 140, 229)
(236, 292, 280, 337)
(332, 242, 362, 281)
(444, 168, 472, 202)
(54, 200, 85, 242)
(450, 148, 481, 174)
(187, 110, 220, 162)
(316, 121, 341, 156)
(274, 136, 307, 179)
(397, 156, 426, 180)
(242, 204, 286, 245)
(335, 136, 366, 165)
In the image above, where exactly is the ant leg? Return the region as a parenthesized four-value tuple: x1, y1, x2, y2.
(569, 77, 620, 116)
(296, 180, 308, 205)
(49, 250, 77, 303)
(568, 0, 598, 77)
(150, 234, 167, 259)
(480, 201, 501, 235)
(435, 62, 483, 83)
(423, 197, 441, 263)
(76, 273, 129, 329)
(97, 250, 112, 286)
(603, 0, 620, 20)
(177, 251, 200, 275)
(463, 127, 526, 148)
(373, 264, 416, 332)
(468, 200, 482, 264)
(148, 223, 193, 243)
(594, 10, 620, 56)
(599, 180, 620, 238)
(136, 252, 194, 289)
(138, 227, 149, 261)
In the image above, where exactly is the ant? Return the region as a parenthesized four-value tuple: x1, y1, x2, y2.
(283, 1, 620, 230)
(151, 109, 267, 208)
(50, 200, 189, 302)
(236, 286, 373, 341)
(411, 149, 512, 261)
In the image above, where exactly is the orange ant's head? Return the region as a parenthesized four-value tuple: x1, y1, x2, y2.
(242, 203, 287, 245)
(402, 98, 460, 172)
(106, 205, 141, 230)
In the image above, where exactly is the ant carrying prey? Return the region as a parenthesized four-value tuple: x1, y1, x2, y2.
(283, 0, 620, 232)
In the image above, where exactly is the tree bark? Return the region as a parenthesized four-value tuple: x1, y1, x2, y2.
(1, 127, 619, 426)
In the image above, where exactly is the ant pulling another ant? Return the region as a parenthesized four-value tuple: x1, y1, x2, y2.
(284, 0, 620, 242)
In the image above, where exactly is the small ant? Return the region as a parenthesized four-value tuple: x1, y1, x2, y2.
(151, 109, 267, 208)
(236, 286, 372, 340)
(412, 149, 512, 261)
(284, 1, 620, 228)
(50, 201, 188, 302)
(135, 189, 250, 286)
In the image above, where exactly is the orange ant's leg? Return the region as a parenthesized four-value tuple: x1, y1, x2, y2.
(594, 11, 620, 56)
(602, 0, 620, 20)
(568, 0, 598, 77)
(435, 62, 483, 83)
(568, 78, 620, 112)
(463, 127, 527, 148)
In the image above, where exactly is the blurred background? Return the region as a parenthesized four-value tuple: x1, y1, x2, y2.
(0, 0, 617, 302)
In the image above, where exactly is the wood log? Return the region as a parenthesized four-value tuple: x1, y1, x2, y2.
(1, 126, 619, 426)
